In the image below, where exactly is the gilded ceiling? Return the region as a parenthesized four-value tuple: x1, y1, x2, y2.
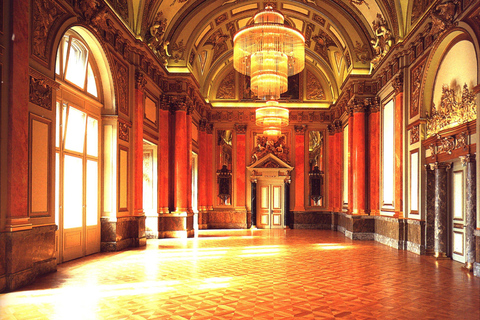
(112, 0, 434, 107)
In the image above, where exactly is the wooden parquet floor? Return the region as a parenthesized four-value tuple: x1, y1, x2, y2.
(1, 229, 479, 320)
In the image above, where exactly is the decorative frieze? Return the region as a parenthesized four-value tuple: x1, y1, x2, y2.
(426, 84, 476, 138)
(235, 124, 247, 134)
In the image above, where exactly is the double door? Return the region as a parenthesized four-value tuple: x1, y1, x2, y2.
(257, 181, 284, 229)
(451, 162, 466, 263)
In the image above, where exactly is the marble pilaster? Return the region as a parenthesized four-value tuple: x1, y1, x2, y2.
(463, 155, 476, 270)
(425, 164, 436, 254)
(251, 180, 257, 228)
(432, 162, 451, 259)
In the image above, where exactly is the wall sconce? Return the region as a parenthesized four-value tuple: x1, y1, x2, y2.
(217, 164, 232, 204)
(309, 165, 323, 203)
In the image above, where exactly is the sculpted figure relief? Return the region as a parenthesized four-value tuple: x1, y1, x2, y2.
(370, 14, 393, 70)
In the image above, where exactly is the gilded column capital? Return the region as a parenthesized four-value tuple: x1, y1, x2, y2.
(294, 125, 307, 135)
(160, 94, 170, 110)
(334, 120, 343, 133)
(369, 97, 381, 113)
(460, 154, 476, 166)
(235, 124, 247, 134)
(135, 71, 147, 91)
(199, 119, 207, 132)
(392, 72, 404, 94)
(206, 123, 214, 134)
(353, 100, 367, 113)
(429, 161, 452, 171)
(327, 124, 336, 135)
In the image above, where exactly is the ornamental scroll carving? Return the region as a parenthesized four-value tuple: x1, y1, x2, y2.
(29, 76, 53, 110)
(429, 0, 458, 36)
(146, 11, 169, 65)
(216, 71, 235, 99)
(426, 84, 476, 138)
(306, 71, 325, 100)
(118, 121, 129, 142)
(410, 59, 425, 118)
(251, 135, 289, 165)
(112, 56, 129, 115)
(32, 0, 65, 63)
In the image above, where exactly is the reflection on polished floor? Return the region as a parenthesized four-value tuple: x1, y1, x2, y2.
(1, 229, 479, 320)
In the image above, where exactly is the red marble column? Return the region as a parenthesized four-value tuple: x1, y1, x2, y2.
(369, 101, 381, 215)
(294, 125, 306, 211)
(174, 104, 188, 213)
(158, 97, 170, 214)
(335, 122, 343, 212)
(347, 109, 354, 214)
(352, 103, 367, 215)
(327, 125, 336, 211)
(235, 124, 247, 208)
(206, 124, 214, 210)
(198, 120, 207, 212)
(394, 81, 404, 218)
(133, 73, 145, 217)
(186, 107, 193, 214)
(5, 0, 30, 230)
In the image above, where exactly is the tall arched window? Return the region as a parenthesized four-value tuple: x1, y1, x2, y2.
(55, 30, 102, 263)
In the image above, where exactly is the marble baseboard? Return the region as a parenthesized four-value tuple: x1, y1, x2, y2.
(158, 230, 195, 238)
(208, 223, 247, 229)
(474, 262, 480, 278)
(407, 241, 425, 255)
(351, 232, 374, 241)
(293, 224, 332, 230)
(374, 233, 405, 249)
(0, 275, 5, 293)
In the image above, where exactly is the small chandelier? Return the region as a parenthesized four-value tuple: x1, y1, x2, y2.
(255, 100, 289, 136)
(233, 4, 305, 101)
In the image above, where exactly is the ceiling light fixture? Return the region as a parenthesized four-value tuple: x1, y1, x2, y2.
(233, 4, 305, 135)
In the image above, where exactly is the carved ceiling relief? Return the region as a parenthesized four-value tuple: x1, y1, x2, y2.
(411, 0, 435, 26)
(170, 39, 186, 63)
(370, 14, 393, 70)
(204, 29, 229, 64)
(429, 0, 458, 36)
(105, 0, 128, 21)
(312, 30, 337, 62)
(305, 23, 315, 47)
(216, 70, 235, 100)
(426, 84, 476, 138)
(353, 41, 369, 65)
(306, 71, 325, 100)
(32, 0, 65, 63)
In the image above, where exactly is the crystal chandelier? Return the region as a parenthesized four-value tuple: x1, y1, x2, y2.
(233, 4, 305, 135)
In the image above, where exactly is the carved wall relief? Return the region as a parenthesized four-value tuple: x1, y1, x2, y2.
(312, 30, 336, 61)
(410, 58, 426, 118)
(251, 134, 289, 165)
(306, 70, 325, 100)
(112, 55, 129, 115)
(32, 0, 66, 64)
(410, 125, 420, 144)
(426, 84, 476, 137)
(370, 14, 393, 70)
(216, 70, 235, 99)
(29, 76, 53, 110)
(170, 40, 186, 63)
(204, 29, 229, 64)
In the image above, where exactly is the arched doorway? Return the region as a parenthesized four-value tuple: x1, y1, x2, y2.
(54, 28, 108, 262)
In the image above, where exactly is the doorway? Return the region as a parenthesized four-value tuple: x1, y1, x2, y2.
(451, 161, 466, 263)
(257, 181, 284, 229)
(143, 141, 158, 238)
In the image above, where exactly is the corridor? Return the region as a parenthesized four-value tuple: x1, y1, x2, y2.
(1, 229, 479, 319)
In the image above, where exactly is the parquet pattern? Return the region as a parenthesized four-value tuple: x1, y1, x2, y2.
(1, 229, 479, 320)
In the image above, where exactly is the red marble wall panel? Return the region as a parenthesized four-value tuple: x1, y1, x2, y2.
(158, 109, 170, 213)
(294, 131, 305, 211)
(369, 111, 380, 215)
(353, 111, 366, 214)
(133, 88, 144, 216)
(174, 110, 188, 212)
(395, 93, 404, 217)
(235, 133, 246, 208)
(348, 116, 354, 213)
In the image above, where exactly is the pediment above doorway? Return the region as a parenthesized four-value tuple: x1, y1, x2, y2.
(247, 153, 293, 182)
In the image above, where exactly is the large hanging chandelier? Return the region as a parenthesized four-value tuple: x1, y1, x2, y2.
(233, 4, 305, 135)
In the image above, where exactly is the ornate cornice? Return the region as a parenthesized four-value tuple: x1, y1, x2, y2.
(294, 125, 307, 135)
(235, 124, 247, 134)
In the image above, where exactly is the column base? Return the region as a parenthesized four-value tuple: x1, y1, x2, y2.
(101, 216, 146, 251)
(463, 262, 474, 271)
(158, 213, 194, 238)
(434, 252, 449, 260)
(473, 262, 480, 277)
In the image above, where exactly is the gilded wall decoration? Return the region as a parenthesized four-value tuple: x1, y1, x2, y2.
(312, 14, 326, 26)
(199, 50, 208, 74)
(410, 58, 425, 118)
(429, 1, 457, 36)
(306, 71, 325, 100)
(251, 134, 289, 164)
(345, 51, 351, 69)
(205, 30, 229, 63)
(353, 41, 369, 64)
(349, 0, 370, 9)
(410, 125, 420, 144)
(305, 23, 315, 47)
(426, 84, 476, 138)
(146, 11, 169, 64)
(216, 71, 235, 99)
(112, 56, 129, 115)
(188, 50, 195, 66)
(118, 121, 129, 142)
(105, 0, 128, 21)
(32, 0, 65, 63)
(312, 30, 336, 61)
(370, 14, 393, 70)
(29, 76, 53, 110)
(226, 21, 236, 39)
(170, 40, 186, 63)
(411, 0, 434, 26)
(215, 13, 228, 25)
